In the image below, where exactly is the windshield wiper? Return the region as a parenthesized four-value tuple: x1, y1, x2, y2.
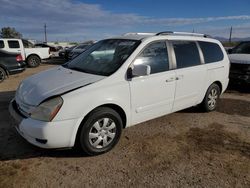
(68, 66, 93, 74)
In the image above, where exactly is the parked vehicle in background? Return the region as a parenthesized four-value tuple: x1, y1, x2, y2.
(0, 50, 26, 83)
(58, 45, 76, 60)
(22, 39, 35, 48)
(35, 43, 56, 51)
(35, 43, 59, 57)
(228, 41, 250, 85)
(0, 39, 51, 68)
(68, 43, 93, 60)
(56, 46, 63, 51)
(9, 31, 229, 155)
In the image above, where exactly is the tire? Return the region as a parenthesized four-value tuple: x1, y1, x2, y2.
(0, 67, 6, 83)
(201, 83, 220, 112)
(77, 107, 123, 155)
(27, 55, 41, 68)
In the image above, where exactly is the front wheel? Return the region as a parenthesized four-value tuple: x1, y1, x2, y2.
(77, 107, 123, 155)
(0, 67, 6, 83)
(201, 83, 220, 112)
(27, 55, 41, 68)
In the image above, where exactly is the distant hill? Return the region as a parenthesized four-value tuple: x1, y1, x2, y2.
(214, 36, 250, 42)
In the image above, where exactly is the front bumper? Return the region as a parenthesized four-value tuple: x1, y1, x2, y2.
(9, 99, 80, 149)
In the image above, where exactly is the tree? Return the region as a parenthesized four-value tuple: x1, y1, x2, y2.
(0, 27, 22, 38)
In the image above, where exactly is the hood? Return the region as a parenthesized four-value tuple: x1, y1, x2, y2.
(16, 66, 105, 106)
(229, 54, 250, 64)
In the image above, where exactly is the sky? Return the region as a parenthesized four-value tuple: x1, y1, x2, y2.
(0, 0, 250, 42)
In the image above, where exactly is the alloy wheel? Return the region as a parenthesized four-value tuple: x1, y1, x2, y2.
(207, 88, 218, 109)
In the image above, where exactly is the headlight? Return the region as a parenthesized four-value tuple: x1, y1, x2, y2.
(31, 97, 63, 122)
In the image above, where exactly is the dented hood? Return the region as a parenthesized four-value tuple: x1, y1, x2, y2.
(16, 66, 105, 106)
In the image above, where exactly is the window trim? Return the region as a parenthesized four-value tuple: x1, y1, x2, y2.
(169, 40, 203, 70)
(196, 41, 205, 65)
(128, 40, 173, 79)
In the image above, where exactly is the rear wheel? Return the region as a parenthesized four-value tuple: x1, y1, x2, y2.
(201, 83, 220, 112)
(27, 55, 41, 68)
(77, 107, 123, 155)
(0, 67, 6, 83)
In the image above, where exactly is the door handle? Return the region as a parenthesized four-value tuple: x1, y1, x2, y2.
(166, 77, 175, 82)
(176, 75, 184, 80)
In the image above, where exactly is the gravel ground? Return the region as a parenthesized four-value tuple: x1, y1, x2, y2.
(0, 64, 250, 188)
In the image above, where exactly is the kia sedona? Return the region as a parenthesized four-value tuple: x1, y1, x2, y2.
(9, 32, 229, 155)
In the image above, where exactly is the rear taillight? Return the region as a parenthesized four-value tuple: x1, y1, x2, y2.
(16, 54, 23, 62)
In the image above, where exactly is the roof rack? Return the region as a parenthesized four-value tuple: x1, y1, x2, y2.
(156, 31, 211, 38)
(123, 31, 211, 38)
(123, 32, 155, 36)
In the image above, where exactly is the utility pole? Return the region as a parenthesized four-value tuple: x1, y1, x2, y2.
(44, 23, 47, 43)
(229, 26, 233, 43)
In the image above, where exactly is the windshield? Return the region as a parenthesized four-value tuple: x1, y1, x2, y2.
(64, 39, 140, 76)
(232, 42, 250, 54)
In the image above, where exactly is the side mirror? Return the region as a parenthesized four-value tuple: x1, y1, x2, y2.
(132, 64, 151, 77)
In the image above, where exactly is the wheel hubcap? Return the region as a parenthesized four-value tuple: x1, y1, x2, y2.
(89, 118, 116, 149)
(30, 58, 37, 65)
(208, 88, 218, 109)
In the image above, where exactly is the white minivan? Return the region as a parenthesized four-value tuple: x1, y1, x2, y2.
(9, 32, 229, 155)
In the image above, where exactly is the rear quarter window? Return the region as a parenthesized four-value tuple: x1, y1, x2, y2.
(8, 40, 20, 48)
(0, 40, 4, 48)
(198, 41, 224, 63)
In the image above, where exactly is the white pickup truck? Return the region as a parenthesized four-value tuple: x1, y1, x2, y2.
(0, 38, 51, 67)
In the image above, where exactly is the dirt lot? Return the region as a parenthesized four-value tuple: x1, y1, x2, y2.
(0, 64, 250, 187)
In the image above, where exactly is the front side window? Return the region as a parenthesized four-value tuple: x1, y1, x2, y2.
(65, 39, 140, 76)
(8, 40, 20, 48)
(172, 41, 201, 69)
(199, 41, 224, 63)
(0, 40, 4, 48)
(133, 41, 169, 74)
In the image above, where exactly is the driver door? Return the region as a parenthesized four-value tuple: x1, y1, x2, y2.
(129, 41, 176, 125)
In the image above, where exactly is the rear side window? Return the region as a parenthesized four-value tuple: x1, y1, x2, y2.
(199, 41, 224, 63)
(172, 41, 201, 69)
(8, 40, 20, 48)
(0, 40, 4, 48)
(134, 41, 169, 74)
